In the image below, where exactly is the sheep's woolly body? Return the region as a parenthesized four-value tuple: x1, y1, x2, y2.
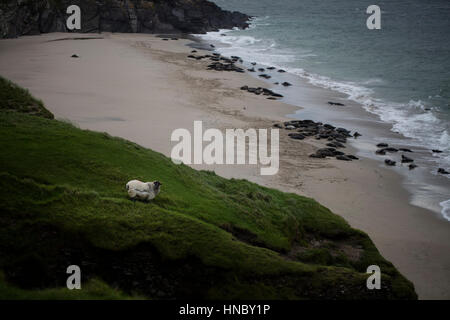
(126, 180, 161, 201)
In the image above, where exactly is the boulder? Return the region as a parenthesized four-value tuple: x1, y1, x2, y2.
(336, 155, 352, 161)
(401, 155, 414, 163)
(385, 159, 396, 166)
(288, 133, 305, 140)
(328, 101, 345, 106)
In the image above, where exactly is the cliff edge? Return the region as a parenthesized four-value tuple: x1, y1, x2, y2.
(0, 0, 250, 38)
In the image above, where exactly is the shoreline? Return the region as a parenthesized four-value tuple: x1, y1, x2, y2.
(0, 32, 449, 299)
(196, 30, 450, 220)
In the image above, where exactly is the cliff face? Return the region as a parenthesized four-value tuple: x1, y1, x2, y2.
(0, 0, 250, 38)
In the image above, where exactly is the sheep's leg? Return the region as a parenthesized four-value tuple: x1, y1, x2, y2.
(128, 189, 137, 201)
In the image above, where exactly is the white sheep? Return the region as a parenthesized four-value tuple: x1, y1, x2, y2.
(126, 180, 162, 202)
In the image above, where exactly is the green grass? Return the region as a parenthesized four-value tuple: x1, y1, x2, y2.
(0, 271, 141, 300)
(0, 76, 53, 119)
(0, 77, 417, 299)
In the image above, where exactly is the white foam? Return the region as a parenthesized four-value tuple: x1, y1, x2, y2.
(440, 199, 450, 222)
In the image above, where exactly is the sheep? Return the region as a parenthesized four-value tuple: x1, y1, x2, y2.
(126, 180, 162, 202)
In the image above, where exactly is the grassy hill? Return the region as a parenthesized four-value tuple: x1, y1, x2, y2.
(0, 76, 417, 299)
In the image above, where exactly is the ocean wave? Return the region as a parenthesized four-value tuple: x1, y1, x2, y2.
(362, 78, 385, 85)
(196, 29, 296, 65)
(440, 199, 450, 221)
(277, 69, 450, 175)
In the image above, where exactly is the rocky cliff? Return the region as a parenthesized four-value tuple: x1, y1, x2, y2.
(0, 0, 250, 38)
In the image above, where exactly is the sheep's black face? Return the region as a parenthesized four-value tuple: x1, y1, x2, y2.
(154, 181, 162, 189)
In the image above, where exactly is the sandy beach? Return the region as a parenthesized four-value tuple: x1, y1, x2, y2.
(0, 32, 449, 299)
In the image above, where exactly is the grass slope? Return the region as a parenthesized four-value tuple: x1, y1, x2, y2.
(0, 77, 417, 299)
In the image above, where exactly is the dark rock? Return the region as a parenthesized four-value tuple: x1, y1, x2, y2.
(191, 50, 197, 53)
(353, 132, 361, 138)
(270, 92, 283, 98)
(207, 61, 244, 73)
(328, 101, 345, 106)
(247, 68, 255, 72)
(408, 164, 417, 170)
(377, 143, 389, 148)
(399, 148, 413, 152)
(251, 62, 256, 65)
(438, 168, 449, 175)
(336, 128, 351, 136)
(378, 147, 398, 153)
(267, 67, 276, 70)
(259, 74, 271, 79)
(278, 69, 286, 73)
(336, 155, 352, 161)
(288, 133, 305, 140)
(316, 148, 337, 157)
(401, 155, 414, 163)
(432, 149, 443, 153)
(327, 142, 345, 149)
(385, 159, 396, 166)
(273, 123, 283, 129)
(240, 85, 249, 91)
(258, 68, 265, 72)
(282, 82, 292, 87)
(347, 155, 359, 160)
(71, 54, 79, 58)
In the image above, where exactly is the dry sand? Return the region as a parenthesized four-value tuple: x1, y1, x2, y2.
(0, 33, 449, 299)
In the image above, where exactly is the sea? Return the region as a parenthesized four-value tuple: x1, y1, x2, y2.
(195, 0, 450, 220)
